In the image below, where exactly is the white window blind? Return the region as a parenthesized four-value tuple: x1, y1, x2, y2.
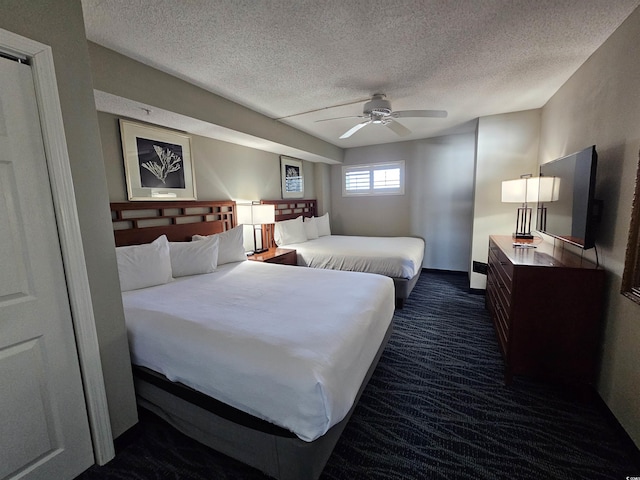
(342, 161, 405, 196)
(345, 169, 371, 191)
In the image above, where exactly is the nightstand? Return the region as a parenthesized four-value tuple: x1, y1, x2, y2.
(247, 247, 297, 266)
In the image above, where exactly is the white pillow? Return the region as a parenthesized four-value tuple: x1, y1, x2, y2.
(303, 216, 319, 240)
(274, 216, 307, 246)
(316, 213, 331, 237)
(193, 225, 247, 265)
(116, 235, 173, 292)
(169, 236, 219, 277)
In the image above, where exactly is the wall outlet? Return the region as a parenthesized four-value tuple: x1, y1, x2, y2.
(473, 261, 488, 275)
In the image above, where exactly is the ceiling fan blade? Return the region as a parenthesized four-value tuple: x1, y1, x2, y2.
(315, 115, 366, 123)
(392, 110, 448, 119)
(385, 119, 412, 137)
(339, 121, 370, 139)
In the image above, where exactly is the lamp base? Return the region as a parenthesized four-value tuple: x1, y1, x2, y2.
(513, 232, 534, 240)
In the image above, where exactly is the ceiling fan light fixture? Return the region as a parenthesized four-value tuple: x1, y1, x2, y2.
(363, 94, 392, 117)
(321, 93, 448, 140)
(370, 112, 387, 124)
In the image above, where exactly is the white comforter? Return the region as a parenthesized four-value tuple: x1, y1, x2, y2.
(285, 235, 425, 279)
(122, 260, 394, 442)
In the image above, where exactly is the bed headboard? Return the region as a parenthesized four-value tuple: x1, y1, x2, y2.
(259, 199, 317, 248)
(110, 200, 236, 246)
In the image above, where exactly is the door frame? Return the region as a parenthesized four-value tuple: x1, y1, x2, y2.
(0, 29, 115, 464)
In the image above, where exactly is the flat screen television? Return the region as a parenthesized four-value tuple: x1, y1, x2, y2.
(538, 145, 598, 250)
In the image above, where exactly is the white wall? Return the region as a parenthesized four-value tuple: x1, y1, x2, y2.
(538, 5, 640, 447)
(470, 110, 541, 289)
(332, 133, 476, 271)
(409, 134, 476, 271)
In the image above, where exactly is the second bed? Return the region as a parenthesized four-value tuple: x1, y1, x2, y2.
(261, 199, 425, 307)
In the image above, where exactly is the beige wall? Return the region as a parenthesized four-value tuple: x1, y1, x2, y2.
(314, 162, 332, 215)
(539, 6, 640, 447)
(408, 134, 476, 271)
(333, 133, 477, 271)
(0, 0, 137, 437)
(88, 42, 343, 165)
(331, 142, 413, 236)
(99, 111, 315, 198)
(99, 112, 316, 204)
(470, 110, 542, 289)
(98, 111, 316, 250)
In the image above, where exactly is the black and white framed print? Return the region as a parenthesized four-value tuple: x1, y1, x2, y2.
(120, 119, 197, 200)
(280, 156, 304, 199)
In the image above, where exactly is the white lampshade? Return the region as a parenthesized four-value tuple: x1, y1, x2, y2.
(251, 204, 275, 225)
(236, 203, 275, 225)
(236, 204, 253, 225)
(501, 178, 531, 203)
(502, 176, 559, 204)
(533, 176, 560, 203)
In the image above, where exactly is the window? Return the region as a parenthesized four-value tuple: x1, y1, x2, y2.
(342, 161, 405, 196)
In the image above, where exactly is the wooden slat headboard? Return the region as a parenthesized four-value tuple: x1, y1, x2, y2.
(110, 200, 236, 246)
(259, 199, 317, 248)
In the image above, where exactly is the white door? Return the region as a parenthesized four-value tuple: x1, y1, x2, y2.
(0, 56, 94, 479)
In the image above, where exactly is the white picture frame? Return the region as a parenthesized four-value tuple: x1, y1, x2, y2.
(120, 119, 197, 201)
(280, 156, 304, 199)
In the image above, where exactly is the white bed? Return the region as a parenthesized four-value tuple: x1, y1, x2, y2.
(286, 235, 424, 280)
(261, 199, 425, 307)
(110, 200, 396, 480)
(123, 260, 395, 442)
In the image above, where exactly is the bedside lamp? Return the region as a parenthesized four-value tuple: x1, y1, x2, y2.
(502, 175, 536, 239)
(237, 203, 275, 254)
(502, 175, 560, 238)
(531, 176, 560, 231)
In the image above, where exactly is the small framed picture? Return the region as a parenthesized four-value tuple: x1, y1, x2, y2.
(120, 119, 197, 201)
(280, 156, 304, 199)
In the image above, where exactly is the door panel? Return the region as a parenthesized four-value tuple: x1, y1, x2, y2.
(0, 161, 30, 302)
(0, 56, 94, 479)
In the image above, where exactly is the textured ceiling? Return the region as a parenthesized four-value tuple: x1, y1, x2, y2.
(82, 0, 640, 149)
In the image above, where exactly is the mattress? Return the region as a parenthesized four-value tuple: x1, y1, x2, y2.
(122, 260, 395, 442)
(285, 235, 425, 279)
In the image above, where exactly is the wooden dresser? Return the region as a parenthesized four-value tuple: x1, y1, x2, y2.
(486, 235, 605, 386)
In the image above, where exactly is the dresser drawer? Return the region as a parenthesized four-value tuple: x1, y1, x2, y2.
(489, 240, 514, 282)
(487, 239, 513, 358)
(487, 274, 510, 354)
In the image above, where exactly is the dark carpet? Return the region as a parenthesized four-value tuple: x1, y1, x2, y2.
(77, 271, 639, 480)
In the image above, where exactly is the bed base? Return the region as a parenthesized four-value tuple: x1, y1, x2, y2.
(133, 321, 393, 480)
(394, 268, 422, 308)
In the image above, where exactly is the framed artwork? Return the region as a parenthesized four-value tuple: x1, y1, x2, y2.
(280, 156, 304, 199)
(120, 119, 197, 201)
(621, 148, 640, 305)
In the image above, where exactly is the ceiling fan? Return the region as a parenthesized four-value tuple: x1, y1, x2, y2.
(316, 94, 447, 139)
